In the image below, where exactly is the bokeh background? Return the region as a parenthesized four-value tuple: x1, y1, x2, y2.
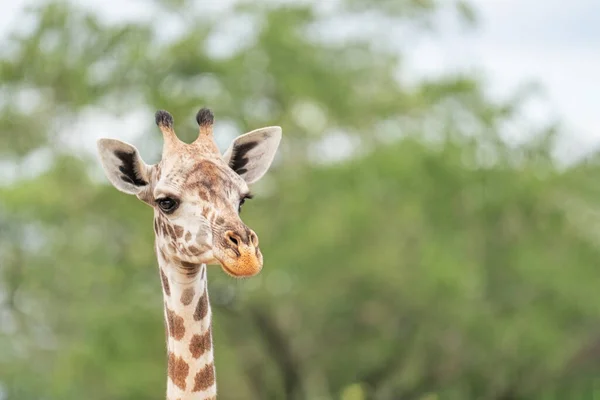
(1, 0, 600, 399)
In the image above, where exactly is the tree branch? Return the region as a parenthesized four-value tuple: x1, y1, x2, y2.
(248, 305, 304, 400)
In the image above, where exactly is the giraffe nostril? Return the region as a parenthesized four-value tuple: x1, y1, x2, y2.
(250, 231, 259, 247)
(226, 232, 239, 247)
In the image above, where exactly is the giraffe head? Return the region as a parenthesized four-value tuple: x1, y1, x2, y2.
(96, 108, 281, 278)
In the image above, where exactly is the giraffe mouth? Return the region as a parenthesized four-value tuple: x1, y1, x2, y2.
(219, 262, 246, 278)
(214, 251, 263, 278)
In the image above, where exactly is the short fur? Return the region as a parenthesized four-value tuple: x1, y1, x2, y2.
(96, 107, 282, 400)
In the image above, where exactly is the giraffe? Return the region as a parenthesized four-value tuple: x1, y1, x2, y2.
(96, 107, 282, 400)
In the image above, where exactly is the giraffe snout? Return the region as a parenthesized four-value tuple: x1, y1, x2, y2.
(216, 228, 262, 277)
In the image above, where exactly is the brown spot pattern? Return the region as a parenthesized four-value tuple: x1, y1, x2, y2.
(192, 363, 215, 392)
(181, 261, 200, 271)
(178, 260, 201, 278)
(167, 223, 175, 238)
(180, 287, 195, 306)
(188, 245, 203, 256)
(180, 260, 194, 268)
(185, 231, 192, 241)
(183, 161, 209, 185)
(174, 225, 184, 238)
(199, 190, 210, 202)
(160, 269, 170, 296)
(189, 329, 212, 358)
(167, 308, 185, 340)
(194, 288, 209, 321)
(187, 269, 200, 278)
(168, 353, 189, 390)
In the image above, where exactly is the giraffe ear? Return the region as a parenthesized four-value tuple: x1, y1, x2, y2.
(96, 139, 150, 195)
(222, 126, 282, 184)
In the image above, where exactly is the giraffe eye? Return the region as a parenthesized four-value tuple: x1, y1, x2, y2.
(238, 193, 253, 213)
(157, 197, 179, 214)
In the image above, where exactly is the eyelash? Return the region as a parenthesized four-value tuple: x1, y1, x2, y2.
(156, 197, 179, 214)
(238, 194, 253, 213)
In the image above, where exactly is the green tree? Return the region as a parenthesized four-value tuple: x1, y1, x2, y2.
(1, 1, 599, 400)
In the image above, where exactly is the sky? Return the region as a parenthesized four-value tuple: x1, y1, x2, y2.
(410, 0, 600, 163)
(1, 0, 598, 164)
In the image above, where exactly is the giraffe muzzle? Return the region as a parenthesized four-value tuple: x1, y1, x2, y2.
(215, 229, 263, 277)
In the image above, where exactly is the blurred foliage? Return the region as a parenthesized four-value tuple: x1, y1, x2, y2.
(1, 1, 600, 400)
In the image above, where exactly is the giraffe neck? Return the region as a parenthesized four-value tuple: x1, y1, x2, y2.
(157, 248, 217, 400)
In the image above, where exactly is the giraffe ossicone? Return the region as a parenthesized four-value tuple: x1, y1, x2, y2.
(96, 107, 282, 400)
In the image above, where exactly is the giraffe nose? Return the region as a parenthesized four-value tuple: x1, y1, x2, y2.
(224, 229, 258, 248)
(225, 231, 241, 247)
(219, 229, 263, 277)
